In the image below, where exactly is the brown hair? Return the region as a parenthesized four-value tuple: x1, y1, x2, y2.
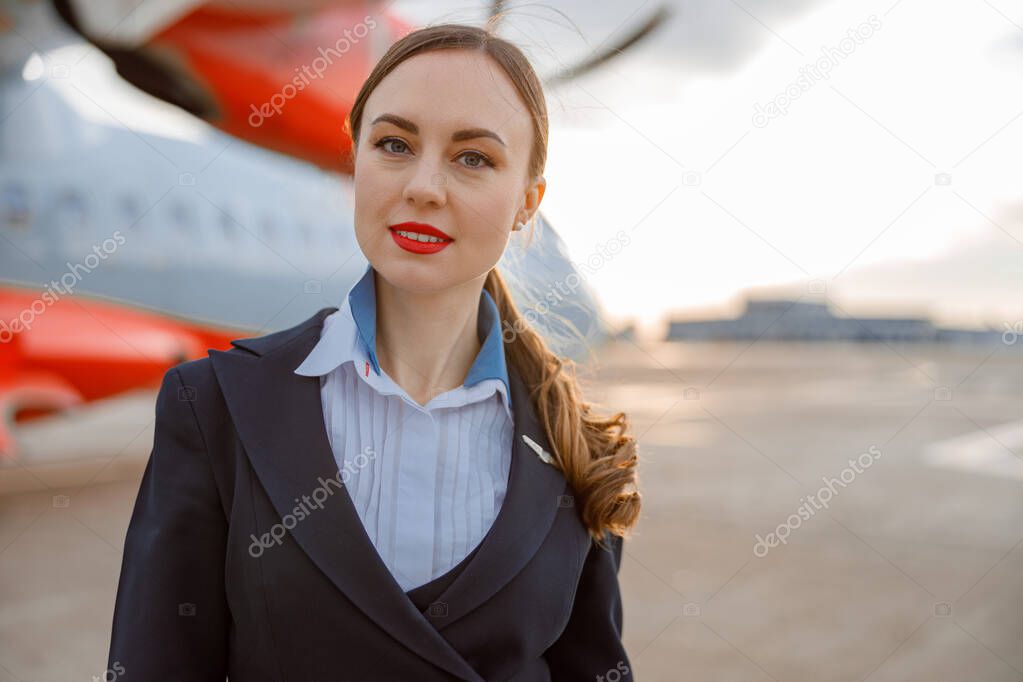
(344, 22, 640, 549)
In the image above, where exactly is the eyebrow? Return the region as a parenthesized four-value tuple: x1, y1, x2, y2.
(370, 113, 506, 147)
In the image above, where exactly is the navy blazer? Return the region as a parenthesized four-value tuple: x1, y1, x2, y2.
(106, 306, 631, 681)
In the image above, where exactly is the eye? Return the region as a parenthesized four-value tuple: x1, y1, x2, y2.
(372, 136, 410, 155)
(457, 150, 495, 170)
(372, 136, 495, 170)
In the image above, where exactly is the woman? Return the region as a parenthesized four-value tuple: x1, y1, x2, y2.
(107, 22, 641, 681)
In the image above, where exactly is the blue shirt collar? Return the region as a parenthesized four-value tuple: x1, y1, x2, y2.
(295, 263, 512, 410)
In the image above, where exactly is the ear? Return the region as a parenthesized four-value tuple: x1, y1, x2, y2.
(520, 174, 546, 224)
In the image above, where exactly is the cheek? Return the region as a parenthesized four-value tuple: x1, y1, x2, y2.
(457, 183, 517, 232)
(353, 172, 388, 233)
(352, 191, 383, 255)
(458, 213, 514, 264)
(354, 164, 384, 204)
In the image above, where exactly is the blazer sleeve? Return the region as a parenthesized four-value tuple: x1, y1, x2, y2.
(543, 531, 633, 680)
(107, 366, 229, 681)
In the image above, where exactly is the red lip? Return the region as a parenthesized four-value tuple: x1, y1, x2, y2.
(388, 222, 453, 240)
(387, 221, 453, 255)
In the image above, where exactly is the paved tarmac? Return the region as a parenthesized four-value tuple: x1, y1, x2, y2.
(1, 340, 1021, 681)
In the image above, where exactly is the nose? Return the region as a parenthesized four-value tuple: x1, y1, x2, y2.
(401, 155, 447, 208)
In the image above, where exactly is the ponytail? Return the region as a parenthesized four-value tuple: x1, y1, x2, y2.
(484, 267, 641, 550)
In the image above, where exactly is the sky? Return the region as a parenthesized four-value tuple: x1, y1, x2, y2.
(395, 0, 1023, 339)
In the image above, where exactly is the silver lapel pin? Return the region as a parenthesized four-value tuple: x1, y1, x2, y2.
(521, 434, 555, 465)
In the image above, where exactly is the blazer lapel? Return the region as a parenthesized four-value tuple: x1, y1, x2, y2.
(208, 306, 587, 676)
(428, 363, 583, 629)
(209, 308, 482, 682)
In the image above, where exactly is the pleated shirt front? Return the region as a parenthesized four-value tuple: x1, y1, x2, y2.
(294, 263, 514, 592)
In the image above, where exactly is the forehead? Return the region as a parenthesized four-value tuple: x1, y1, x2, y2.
(364, 49, 532, 144)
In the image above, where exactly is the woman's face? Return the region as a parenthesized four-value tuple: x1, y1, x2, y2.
(352, 49, 545, 294)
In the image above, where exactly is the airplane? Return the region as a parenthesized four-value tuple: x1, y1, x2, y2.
(0, 0, 669, 460)
(51, 0, 671, 173)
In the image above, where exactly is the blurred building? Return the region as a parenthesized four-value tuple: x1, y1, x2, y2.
(666, 298, 1012, 346)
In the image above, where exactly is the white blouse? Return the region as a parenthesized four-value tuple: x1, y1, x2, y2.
(293, 264, 514, 591)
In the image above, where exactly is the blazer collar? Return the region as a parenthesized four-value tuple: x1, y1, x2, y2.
(209, 307, 579, 682)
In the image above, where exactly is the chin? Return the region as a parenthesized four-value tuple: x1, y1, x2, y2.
(373, 258, 458, 293)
